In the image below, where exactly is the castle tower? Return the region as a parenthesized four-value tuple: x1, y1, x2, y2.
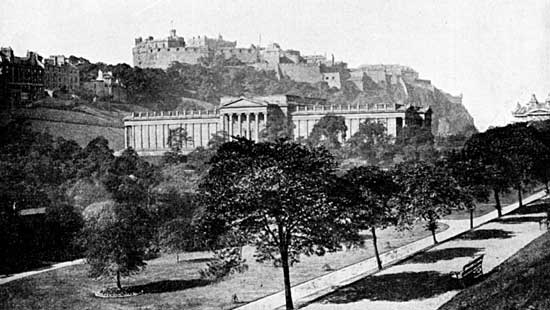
(169, 29, 176, 37)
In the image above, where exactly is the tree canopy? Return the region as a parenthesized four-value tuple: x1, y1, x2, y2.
(197, 138, 357, 309)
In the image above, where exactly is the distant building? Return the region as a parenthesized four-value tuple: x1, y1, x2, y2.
(82, 69, 127, 102)
(123, 94, 431, 156)
(512, 94, 550, 122)
(132, 29, 346, 88)
(0, 47, 45, 107)
(350, 64, 421, 91)
(44, 55, 79, 93)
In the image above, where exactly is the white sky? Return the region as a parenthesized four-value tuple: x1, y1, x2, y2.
(2, 0, 549, 130)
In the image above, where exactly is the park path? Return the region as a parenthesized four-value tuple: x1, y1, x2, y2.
(236, 190, 547, 310)
(0, 258, 84, 286)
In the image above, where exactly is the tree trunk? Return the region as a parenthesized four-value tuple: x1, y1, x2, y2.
(494, 189, 502, 217)
(517, 184, 523, 208)
(371, 226, 382, 270)
(280, 248, 294, 310)
(116, 271, 122, 290)
(469, 209, 474, 229)
(431, 227, 438, 244)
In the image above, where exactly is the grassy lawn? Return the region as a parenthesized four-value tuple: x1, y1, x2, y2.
(444, 185, 544, 220)
(438, 230, 550, 309)
(0, 222, 446, 310)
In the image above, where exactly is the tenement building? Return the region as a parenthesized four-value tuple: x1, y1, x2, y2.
(44, 55, 79, 93)
(0, 47, 45, 107)
(123, 95, 431, 156)
(512, 94, 550, 122)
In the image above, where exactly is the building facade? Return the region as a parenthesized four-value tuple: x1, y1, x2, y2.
(44, 55, 79, 92)
(512, 94, 550, 122)
(123, 95, 431, 156)
(0, 47, 45, 107)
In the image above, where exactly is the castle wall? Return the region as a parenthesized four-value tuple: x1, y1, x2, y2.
(133, 47, 211, 69)
(218, 48, 260, 64)
(278, 63, 322, 84)
(321, 72, 342, 89)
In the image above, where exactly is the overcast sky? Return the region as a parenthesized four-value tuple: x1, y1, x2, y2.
(2, 0, 549, 130)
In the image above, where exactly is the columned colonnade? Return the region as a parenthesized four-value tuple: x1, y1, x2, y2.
(220, 111, 265, 141)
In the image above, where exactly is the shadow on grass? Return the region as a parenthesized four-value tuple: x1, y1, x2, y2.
(320, 271, 458, 303)
(407, 247, 482, 264)
(510, 202, 550, 215)
(458, 229, 515, 241)
(496, 216, 546, 224)
(180, 258, 214, 263)
(128, 279, 211, 294)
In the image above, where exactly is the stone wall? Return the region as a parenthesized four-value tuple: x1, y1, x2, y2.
(278, 63, 323, 84)
(133, 46, 211, 68)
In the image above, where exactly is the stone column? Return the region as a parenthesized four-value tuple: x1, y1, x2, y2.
(238, 113, 242, 137)
(247, 113, 252, 139)
(229, 114, 233, 140)
(124, 126, 128, 149)
(255, 113, 260, 141)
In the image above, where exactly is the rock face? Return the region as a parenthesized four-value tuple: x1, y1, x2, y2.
(347, 73, 477, 136)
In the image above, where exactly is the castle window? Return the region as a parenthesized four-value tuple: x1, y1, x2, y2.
(158, 48, 161, 52)
(176, 48, 179, 51)
(167, 48, 170, 51)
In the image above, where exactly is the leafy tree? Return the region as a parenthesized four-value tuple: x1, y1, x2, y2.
(393, 161, 469, 244)
(345, 120, 393, 165)
(464, 123, 549, 213)
(307, 114, 348, 154)
(82, 202, 151, 290)
(344, 166, 398, 269)
(261, 107, 292, 141)
(198, 138, 357, 309)
(441, 150, 489, 228)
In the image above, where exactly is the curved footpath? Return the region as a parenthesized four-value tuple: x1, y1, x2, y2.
(236, 190, 548, 310)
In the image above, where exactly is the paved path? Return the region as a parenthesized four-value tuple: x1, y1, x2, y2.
(304, 210, 547, 309)
(0, 258, 84, 285)
(236, 190, 547, 310)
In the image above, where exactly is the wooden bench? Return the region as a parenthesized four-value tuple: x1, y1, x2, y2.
(451, 254, 484, 288)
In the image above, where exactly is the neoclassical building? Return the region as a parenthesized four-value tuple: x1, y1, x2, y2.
(512, 94, 550, 122)
(123, 95, 431, 156)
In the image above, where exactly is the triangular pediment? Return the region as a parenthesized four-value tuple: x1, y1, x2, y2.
(219, 98, 269, 109)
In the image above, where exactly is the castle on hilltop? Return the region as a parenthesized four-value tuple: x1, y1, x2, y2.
(132, 29, 346, 89)
(123, 94, 431, 156)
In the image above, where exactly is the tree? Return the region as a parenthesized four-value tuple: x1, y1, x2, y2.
(344, 166, 398, 269)
(198, 138, 357, 309)
(442, 150, 490, 228)
(261, 107, 292, 141)
(393, 161, 469, 244)
(345, 120, 393, 165)
(82, 202, 151, 290)
(463, 130, 512, 217)
(464, 123, 549, 214)
(83, 148, 159, 291)
(307, 114, 348, 154)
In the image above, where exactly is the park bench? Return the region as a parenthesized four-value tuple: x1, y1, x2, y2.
(450, 254, 484, 288)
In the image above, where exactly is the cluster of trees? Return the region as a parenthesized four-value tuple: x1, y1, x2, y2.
(193, 120, 550, 309)
(0, 119, 114, 273)
(3, 112, 548, 309)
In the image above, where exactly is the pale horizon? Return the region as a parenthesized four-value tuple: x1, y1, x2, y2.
(2, 0, 549, 131)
